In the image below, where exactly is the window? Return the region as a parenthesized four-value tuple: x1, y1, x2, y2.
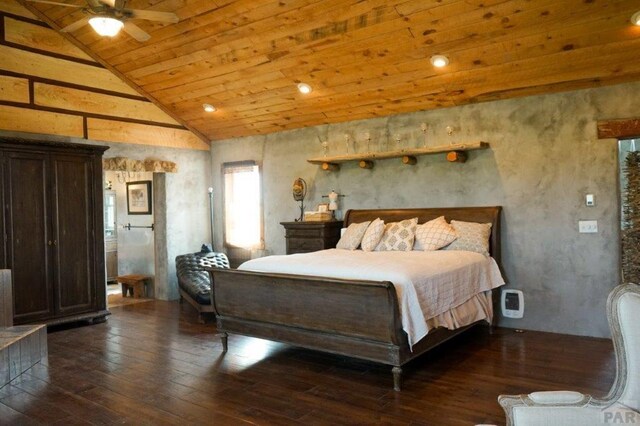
(223, 161, 263, 249)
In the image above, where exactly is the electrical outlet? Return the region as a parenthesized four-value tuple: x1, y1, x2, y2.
(579, 220, 598, 233)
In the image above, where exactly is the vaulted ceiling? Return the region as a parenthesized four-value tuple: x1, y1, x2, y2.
(17, 0, 640, 142)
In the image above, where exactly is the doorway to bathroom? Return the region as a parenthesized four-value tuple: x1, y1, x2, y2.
(104, 170, 156, 306)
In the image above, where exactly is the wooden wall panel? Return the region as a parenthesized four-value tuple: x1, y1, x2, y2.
(0, 105, 84, 137)
(0, 1, 36, 18)
(4, 17, 95, 62)
(0, 45, 139, 95)
(86, 118, 209, 151)
(34, 83, 180, 125)
(0, 75, 29, 103)
(0, 1, 208, 150)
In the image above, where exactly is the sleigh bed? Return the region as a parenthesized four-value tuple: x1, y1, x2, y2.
(208, 206, 503, 390)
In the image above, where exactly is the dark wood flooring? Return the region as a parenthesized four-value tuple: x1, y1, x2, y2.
(0, 301, 615, 425)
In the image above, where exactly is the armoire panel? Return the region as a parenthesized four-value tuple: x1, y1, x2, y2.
(5, 152, 54, 321)
(51, 155, 94, 314)
(0, 151, 4, 270)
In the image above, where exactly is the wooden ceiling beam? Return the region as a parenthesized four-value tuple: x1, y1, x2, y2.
(598, 118, 640, 140)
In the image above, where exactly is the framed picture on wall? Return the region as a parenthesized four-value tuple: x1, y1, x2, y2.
(126, 181, 152, 215)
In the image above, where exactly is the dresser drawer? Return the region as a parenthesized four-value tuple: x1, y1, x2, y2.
(286, 238, 325, 253)
(285, 228, 324, 238)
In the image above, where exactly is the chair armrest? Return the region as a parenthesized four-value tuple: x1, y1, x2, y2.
(499, 392, 597, 426)
(528, 391, 586, 405)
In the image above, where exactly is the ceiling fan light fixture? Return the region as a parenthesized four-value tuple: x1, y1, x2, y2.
(430, 55, 449, 68)
(297, 83, 312, 94)
(88, 16, 124, 37)
(202, 103, 216, 113)
(632, 11, 640, 26)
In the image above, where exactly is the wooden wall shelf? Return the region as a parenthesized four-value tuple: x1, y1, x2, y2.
(307, 142, 489, 170)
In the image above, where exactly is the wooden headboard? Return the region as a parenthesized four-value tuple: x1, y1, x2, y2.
(343, 206, 502, 265)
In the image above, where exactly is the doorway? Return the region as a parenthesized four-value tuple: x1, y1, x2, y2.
(104, 171, 156, 306)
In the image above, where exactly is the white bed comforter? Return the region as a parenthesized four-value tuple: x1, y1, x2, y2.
(239, 249, 505, 348)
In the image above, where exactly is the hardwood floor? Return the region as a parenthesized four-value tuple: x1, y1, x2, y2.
(0, 301, 615, 425)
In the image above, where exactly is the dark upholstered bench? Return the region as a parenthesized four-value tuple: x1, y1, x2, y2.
(175, 251, 229, 323)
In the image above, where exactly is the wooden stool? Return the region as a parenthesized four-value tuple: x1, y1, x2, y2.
(117, 274, 151, 298)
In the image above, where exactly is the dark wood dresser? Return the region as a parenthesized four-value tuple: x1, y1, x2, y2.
(0, 138, 109, 326)
(281, 221, 343, 254)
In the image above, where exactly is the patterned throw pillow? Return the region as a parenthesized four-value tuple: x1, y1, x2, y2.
(361, 218, 385, 252)
(445, 220, 492, 256)
(414, 216, 458, 251)
(336, 221, 371, 250)
(375, 218, 418, 252)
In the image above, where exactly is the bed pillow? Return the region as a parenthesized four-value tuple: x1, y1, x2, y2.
(336, 221, 371, 250)
(414, 216, 458, 251)
(445, 220, 492, 256)
(360, 218, 385, 252)
(375, 218, 418, 252)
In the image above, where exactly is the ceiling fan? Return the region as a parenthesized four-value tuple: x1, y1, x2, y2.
(24, 0, 179, 41)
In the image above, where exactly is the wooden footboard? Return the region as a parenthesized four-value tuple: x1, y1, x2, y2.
(211, 269, 407, 365)
(210, 268, 491, 390)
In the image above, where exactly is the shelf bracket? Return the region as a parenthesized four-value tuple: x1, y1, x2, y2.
(446, 151, 467, 163)
(321, 162, 340, 171)
(401, 155, 417, 165)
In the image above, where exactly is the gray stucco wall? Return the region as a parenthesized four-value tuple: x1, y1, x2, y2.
(0, 130, 211, 301)
(210, 81, 640, 338)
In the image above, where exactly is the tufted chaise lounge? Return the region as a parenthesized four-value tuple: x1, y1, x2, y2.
(175, 251, 230, 323)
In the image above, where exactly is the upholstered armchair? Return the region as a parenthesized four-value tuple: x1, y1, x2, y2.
(499, 284, 640, 426)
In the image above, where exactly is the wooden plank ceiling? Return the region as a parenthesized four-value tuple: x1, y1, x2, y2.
(16, 0, 640, 141)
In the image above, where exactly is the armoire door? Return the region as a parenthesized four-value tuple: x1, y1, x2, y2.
(51, 154, 96, 316)
(0, 151, 5, 269)
(5, 151, 55, 323)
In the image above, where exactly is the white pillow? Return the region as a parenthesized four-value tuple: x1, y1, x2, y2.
(336, 221, 371, 250)
(445, 220, 492, 256)
(414, 216, 457, 251)
(361, 218, 385, 252)
(375, 218, 418, 252)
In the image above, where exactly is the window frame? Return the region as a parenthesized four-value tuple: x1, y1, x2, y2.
(221, 160, 264, 250)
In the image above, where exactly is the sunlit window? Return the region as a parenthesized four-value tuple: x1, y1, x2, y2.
(223, 162, 262, 249)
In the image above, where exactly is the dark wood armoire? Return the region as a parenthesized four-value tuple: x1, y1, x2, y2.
(0, 138, 109, 325)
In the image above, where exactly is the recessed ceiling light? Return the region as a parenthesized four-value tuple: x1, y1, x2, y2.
(430, 55, 449, 68)
(203, 103, 216, 112)
(632, 11, 640, 26)
(297, 83, 312, 94)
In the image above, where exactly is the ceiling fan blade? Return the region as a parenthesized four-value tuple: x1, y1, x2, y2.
(60, 16, 90, 32)
(123, 21, 150, 42)
(24, 0, 83, 7)
(128, 9, 179, 23)
(86, 0, 108, 9)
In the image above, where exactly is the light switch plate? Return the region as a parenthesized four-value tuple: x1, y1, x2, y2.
(586, 194, 595, 206)
(579, 220, 598, 233)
